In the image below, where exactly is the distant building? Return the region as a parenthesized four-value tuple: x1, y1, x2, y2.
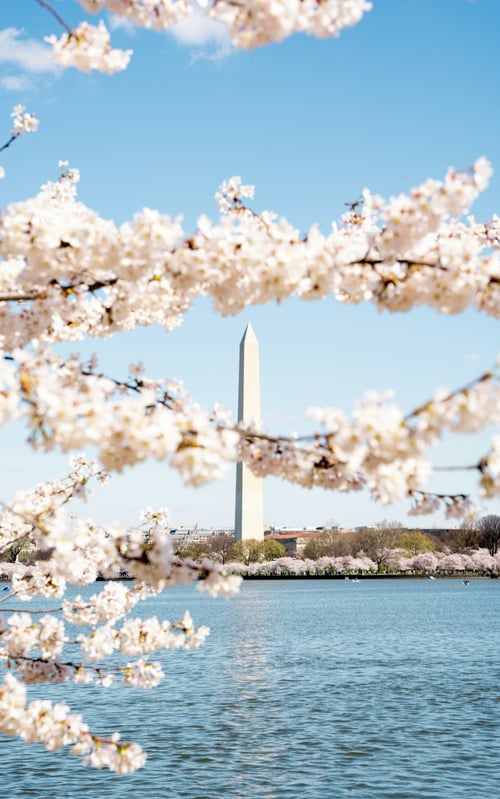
(354, 526, 458, 537)
(169, 526, 234, 544)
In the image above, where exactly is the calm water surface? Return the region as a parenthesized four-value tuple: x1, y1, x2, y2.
(1, 578, 499, 798)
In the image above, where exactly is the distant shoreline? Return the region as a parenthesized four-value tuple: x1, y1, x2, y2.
(241, 573, 494, 580)
(0, 568, 495, 583)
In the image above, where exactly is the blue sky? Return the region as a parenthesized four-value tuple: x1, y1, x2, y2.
(1, 0, 500, 530)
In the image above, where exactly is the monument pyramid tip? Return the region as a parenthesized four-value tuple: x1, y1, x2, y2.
(243, 322, 256, 338)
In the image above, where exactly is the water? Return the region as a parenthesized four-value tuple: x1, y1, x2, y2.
(1, 578, 499, 798)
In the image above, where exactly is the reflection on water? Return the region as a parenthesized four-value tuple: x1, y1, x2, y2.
(1, 578, 499, 798)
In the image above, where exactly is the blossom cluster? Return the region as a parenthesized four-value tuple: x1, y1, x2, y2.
(10, 105, 39, 136)
(46, 20, 133, 74)
(79, 0, 192, 30)
(206, 0, 373, 49)
(0, 673, 146, 773)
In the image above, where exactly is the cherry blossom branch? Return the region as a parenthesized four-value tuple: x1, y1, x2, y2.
(407, 489, 474, 518)
(0, 463, 108, 553)
(405, 369, 494, 423)
(3, 654, 124, 681)
(0, 162, 497, 348)
(0, 106, 39, 178)
(4, 349, 498, 517)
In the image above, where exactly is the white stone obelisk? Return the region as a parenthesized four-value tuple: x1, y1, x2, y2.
(235, 323, 264, 541)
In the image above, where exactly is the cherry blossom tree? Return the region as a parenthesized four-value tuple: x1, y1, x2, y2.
(470, 548, 497, 574)
(411, 552, 439, 575)
(0, 0, 499, 776)
(438, 553, 468, 574)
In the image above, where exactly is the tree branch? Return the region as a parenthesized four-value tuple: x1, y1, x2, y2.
(0, 135, 17, 154)
(34, 0, 73, 36)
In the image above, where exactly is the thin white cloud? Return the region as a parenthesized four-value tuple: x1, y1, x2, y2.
(108, 14, 136, 35)
(0, 28, 59, 74)
(108, 4, 229, 50)
(168, 9, 232, 60)
(0, 75, 34, 92)
(107, 7, 232, 62)
(169, 11, 228, 46)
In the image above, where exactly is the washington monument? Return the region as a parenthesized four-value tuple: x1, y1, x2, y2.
(234, 323, 264, 541)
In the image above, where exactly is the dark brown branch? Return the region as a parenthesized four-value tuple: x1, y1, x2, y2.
(0, 134, 17, 154)
(34, 0, 73, 35)
(353, 257, 439, 270)
(0, 278, 119, 304)
(0, 293, 45, 302)
(433, 464, 479, 472)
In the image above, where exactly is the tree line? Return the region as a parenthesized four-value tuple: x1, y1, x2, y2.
(152, 515, 500, 570)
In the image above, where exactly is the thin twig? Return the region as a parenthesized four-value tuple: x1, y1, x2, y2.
(0, 588, 22, 604)
(0, 606, 62, 613)
(433, 464, 479, 472)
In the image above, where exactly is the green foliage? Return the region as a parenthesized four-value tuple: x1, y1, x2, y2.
(260, 539, 286, 560)
(396, 531, 435, 556)
(229, 539, 260, 565)
(229, 538, 285, 564)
